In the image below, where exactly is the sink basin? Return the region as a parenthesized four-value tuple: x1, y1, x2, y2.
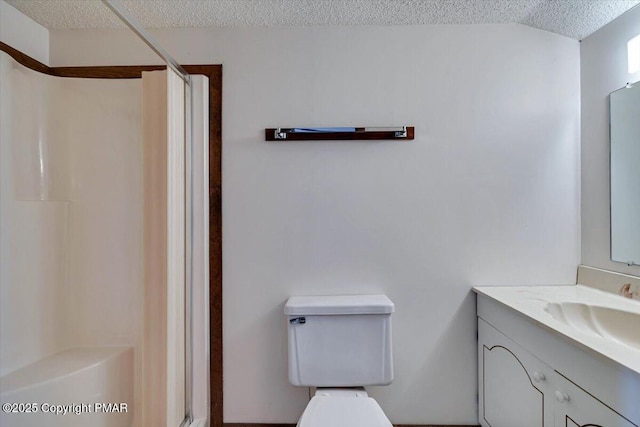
(545, 302, 640, 351)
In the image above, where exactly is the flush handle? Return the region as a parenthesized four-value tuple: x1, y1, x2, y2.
(290, 317, 306, 325)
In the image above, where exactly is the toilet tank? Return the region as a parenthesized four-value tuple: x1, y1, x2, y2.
(285, 294, 394, 387)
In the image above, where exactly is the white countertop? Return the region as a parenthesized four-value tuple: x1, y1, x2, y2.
(473, 284, 640, 375)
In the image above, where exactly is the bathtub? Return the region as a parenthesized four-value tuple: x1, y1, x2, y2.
(0, 347, 133, 427)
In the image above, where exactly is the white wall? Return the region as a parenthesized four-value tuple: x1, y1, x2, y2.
(50, 23, 581, 424)
(581, 5, 640, 276)
(0, 0, 49, 65)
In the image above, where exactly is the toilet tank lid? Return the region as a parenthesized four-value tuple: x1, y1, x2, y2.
(284, 294, 394, 315)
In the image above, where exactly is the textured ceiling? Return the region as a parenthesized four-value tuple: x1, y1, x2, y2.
(5, 0, 640, 40)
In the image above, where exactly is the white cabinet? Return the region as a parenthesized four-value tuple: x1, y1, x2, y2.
(554, 374, 636, 427)
(483, 345, 543, 426)
(477, 296, 640, 427)
(479, 319, 554, 427)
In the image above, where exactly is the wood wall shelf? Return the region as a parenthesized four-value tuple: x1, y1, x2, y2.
(265, 126, 415, 141)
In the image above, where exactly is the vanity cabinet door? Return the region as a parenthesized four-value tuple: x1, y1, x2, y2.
(478, 319, 554, 427)
(554, 374, 637, 427)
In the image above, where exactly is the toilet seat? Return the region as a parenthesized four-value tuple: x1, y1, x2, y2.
(297, 389, 392, 427)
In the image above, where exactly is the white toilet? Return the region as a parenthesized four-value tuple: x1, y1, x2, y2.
(285, 294, 395, 427)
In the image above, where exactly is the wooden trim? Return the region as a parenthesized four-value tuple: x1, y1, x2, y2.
(223, 424, 480, 427)
(0, 41, 51, 74)
(0, 42, 165, 78)
(0, 42, 223, 427)
(51, 65, 165, 78)
(188, 63, 223, 427)
(224, 424, 296, 427)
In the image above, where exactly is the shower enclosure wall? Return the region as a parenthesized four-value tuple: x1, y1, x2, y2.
(0, 24, 209, 427)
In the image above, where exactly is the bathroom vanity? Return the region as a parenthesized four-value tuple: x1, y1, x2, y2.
(474, 285, 640, 427)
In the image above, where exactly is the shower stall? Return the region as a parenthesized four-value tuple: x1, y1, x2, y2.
(0, 2, 210, 427)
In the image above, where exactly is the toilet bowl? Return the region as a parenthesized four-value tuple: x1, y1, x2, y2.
(285, 294, 395, 427)
(297, 389, 392, 427)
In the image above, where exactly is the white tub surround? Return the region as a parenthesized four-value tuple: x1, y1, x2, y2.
(0, 52, 144, 427)
(474, 284, 640, 426)
(0, 347, 133, 427)
(1, 47, 210, 426)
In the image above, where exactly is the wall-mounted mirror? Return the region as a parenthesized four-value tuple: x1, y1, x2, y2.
(610, 82, 640, 265)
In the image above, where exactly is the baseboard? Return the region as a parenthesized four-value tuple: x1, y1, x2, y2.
(224, 424, 296, 427)
(224, 424, 481, 427)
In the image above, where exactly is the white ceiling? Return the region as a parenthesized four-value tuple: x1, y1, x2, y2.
(5, 0, 640, 40)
